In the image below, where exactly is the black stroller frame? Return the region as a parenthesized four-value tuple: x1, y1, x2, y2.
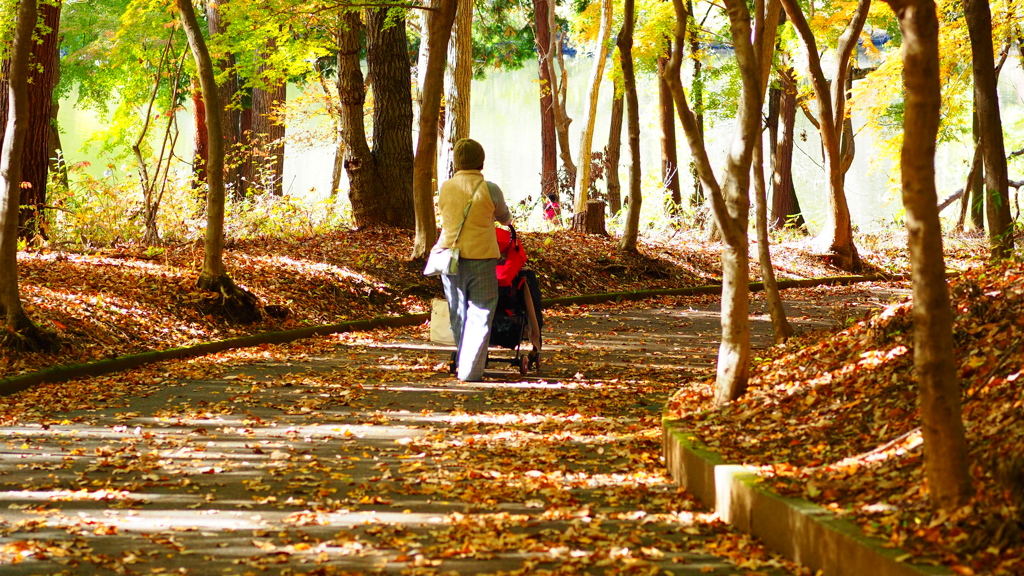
(485, 268, 542, 376)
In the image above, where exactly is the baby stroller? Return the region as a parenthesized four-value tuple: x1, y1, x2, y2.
(488, 226, 543, 375)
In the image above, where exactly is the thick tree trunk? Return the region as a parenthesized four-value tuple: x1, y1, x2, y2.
(883, 0, 972, 512)
(771, 65, 805, 229)
(574, 0, 613, 214)
(779, 0, 867, 271)
(534, 0, 558, 202)
(606, 89, 624, 214)
(0, 0, 55, 351)
(15, 0, 61, 240)
(338, 13, 386, 227)
(658, 48, 681, 208)
(617, 0, 642, 252)
(439, 0, 473, 181)
(341, 10, 417, 230)
(964, 0, 1012, 258)
(367, 9, 415, 228)
(206, 1, 244, 201)
(179, 0, 261, 324)
(411, 0, 458, 259)
(667, 0, 760, 404)
(251, 41, 286, 197)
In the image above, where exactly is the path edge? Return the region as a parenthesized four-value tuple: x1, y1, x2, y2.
(661, 416, 951, 576)
(0, 272, 910, 397)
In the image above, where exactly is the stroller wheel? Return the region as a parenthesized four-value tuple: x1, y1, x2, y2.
(519, 355, 529, 376)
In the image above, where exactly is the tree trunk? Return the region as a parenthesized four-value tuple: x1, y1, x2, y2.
(411, 0, 458, 259)
(964, 0, 1012, 258)
(617, 0, 642, 252)
(667, 0, 760, 404)
(685, 0, 706, 225)
(771, 64, 804, 229)
(534, 0, 558, 202)
(179, 0, 261, 324)
(968, 108, 985, 231)
(542, 3, 576, 195)
(573, 0, 613, 215)
(251, 41, 287, 197)
(658, 47, 681, 208)
(16, 0, 61, 240)
(206, 0, 244, 201)
(606, 88, 624, 214)
(0, 0, 55, 351)
(779, 0, 867, 271)
(191, 79, 209, 194)
(439, 0, 473, 181)
(415, 0, 439, 195)
(341, 10, 417, 230)
(751, 0, 793, 343)
(367, 9, 415, 228)
(882, 0, 972, 513)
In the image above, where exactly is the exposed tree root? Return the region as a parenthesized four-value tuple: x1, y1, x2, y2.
(0, 315, 60, 353)
(196, 273, 264, 324)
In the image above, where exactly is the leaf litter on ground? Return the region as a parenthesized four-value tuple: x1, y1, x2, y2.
(666, 259, 1024, 576)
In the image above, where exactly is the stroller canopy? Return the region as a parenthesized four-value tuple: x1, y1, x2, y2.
(495, 227, 527, 287)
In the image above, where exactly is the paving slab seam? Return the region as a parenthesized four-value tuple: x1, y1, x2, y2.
(662, 417, 952, 576)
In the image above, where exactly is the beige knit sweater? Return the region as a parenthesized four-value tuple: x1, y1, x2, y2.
(436, 170, 511, 260)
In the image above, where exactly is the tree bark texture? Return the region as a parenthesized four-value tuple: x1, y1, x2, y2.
(779, 0, 867, 271)
(411, 0, 458, 259)
(534, 0, 558, 201)
(573, 0, 613, 214)
(685, 0, 706, 222)
(751, 0, 793, 343)
(251, 40, 287, 197)
(667, 0, 761, 404)
(542, 3, 576, 195)
(606, 90, 624, 214)
(180, 0, 261, 323)
(1, 0, 39, 340)
(439, 0, 473, 181)
(571, 200, 608, 235)
(657, 48, 681, 208)
(180, 0, 226, 280)
(15, 0, 61, 240)
(191, 80, 209, 191)
(968, 108, 985, 230)
(206, 0, 245, 200)
(616, 0, 641, 252)
(885, 0, 972, 512)
(339, 10, 417, 230)
(771, 66, 805, 229)
(963, 0, 1012, 258)
(367, 9, 415, 227)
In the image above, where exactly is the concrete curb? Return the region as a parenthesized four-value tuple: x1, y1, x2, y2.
(662, 418, 950, 576)
(0, 313, 429, 397)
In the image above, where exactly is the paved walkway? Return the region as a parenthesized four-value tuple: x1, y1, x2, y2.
(0, 287, 897, 575)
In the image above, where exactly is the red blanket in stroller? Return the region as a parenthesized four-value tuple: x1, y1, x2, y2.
(496, 227, 527, 287)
